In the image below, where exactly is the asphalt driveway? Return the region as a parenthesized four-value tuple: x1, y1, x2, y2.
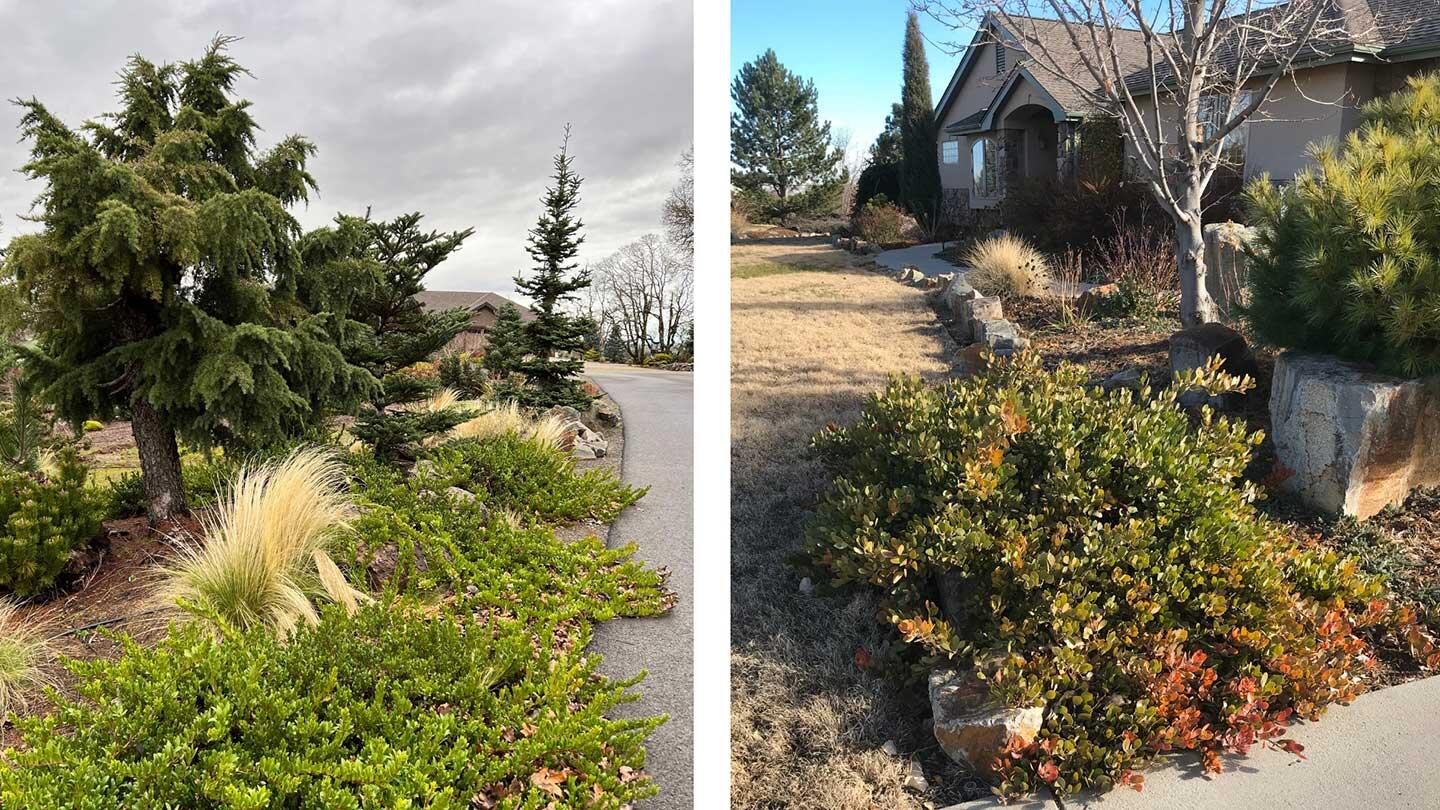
(585, 363, 694, 810)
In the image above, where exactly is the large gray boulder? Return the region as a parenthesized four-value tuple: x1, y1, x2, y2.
(1270, 352, 1440, 519)
(930, 666, 1044, 774)
(958, 296, 1003, 343)
(1203, 222, 1258, 322)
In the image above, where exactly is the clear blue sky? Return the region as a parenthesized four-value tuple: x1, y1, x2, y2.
(731, 0, 977, 167)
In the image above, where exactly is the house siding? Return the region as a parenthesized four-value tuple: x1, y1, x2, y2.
(937, 39, 1023, 205)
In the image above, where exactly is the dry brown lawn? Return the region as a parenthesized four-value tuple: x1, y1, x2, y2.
(730, 238, 969, 809)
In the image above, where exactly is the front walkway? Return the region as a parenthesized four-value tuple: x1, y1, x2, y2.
(876, 241, 956, 277)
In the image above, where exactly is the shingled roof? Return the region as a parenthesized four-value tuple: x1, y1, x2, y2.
(414, 291, 536, 320)
(941, 3, 1440, 124)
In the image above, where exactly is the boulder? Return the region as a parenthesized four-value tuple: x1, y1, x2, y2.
(973, 317, 1019, 347)
(942, 278, 980, 319)
(1169, 322, 1259, 380)
(543, 404, 585, 425)
(851, 238, 869, 254)
(1269, 352, 1440, 519)
(1076, 282, 1122, 315)
(1203, 221, 1258, 322)
(590, 398, 621, 428)
(955, 343, 990, 376)
(446, 486, 477, 502)
(930, 667, 1044, 774)
(896, 267, 925, 284)
(958, 296, 1003, 342)
(1100, 366, 1144, 393)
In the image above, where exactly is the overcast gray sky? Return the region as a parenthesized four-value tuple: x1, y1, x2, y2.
(0, 0, 693, 296)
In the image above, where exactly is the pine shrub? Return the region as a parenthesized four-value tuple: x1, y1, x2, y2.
(806, 353, 1433, 798)
(0, 604, 660, 808)
(1245, 72, 1440, 376)
(0, 446, 103, 597)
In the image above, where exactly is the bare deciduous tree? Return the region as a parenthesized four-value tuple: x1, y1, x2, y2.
(592, 234, 693, 362)
(662, 146, 694, 256)
(913, 0, 1398, 326)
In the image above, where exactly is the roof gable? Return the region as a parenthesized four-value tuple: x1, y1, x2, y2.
(414, 290, 536, 320)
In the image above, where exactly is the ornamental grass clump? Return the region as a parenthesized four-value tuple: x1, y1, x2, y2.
(0, 598, 51, 718)
(806, 352, 1438, 799)
(962, 233, 1051, 298)
(444, 399, 569, 449)
(1245, 71, 1440, 377)
(159, 446, 369, 636)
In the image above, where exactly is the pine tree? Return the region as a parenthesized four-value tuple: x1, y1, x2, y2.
(4, 38, 373, 521)
(482, 303, 527, 376)
(513, 129, 594, 410)
(899, 13, 941, 216)
(731, 49, 844, 224)
(334, 213, 476, 463)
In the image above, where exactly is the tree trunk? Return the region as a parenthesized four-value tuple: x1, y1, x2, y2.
(130, 395, 187, 523)
(1175, 183, 1217, 327)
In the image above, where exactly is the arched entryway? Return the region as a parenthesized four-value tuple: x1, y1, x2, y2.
(1001, 103, 1060, 181)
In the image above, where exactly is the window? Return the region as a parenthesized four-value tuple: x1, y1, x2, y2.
(972, 137, 998, 196)
(942, 139, 960, 164)
(1198, 91, 1253, 164)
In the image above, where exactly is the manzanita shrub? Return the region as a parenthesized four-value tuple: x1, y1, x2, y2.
(1245, 71, 1440, 377)
(806, 352, 1438, 798)
(0, 445, 103, 597)
(0, 604, 659, 808)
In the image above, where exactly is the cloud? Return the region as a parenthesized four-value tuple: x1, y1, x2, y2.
(0, 0, 693, 297)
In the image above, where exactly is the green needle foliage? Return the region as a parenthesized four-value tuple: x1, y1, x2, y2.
(4, 37, 373, 520)
(731, 49, 845, 224)
(1245, 72, 1440, 377)
(513, 131, 595, 411)
(319, 212, 476, 463)
(0, 446, 104, 598)
(899, 12, 940, 216)
(481, 302, 528, 401)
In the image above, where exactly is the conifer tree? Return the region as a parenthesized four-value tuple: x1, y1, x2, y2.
(5, 38, 372, 521)
(603, 325, 628, 363)
(513, 130, 594, 410)
(305, 212, 475, 463)
(482, 302, 527, 376)
(731, 49, 845, 224)
(899, 13, 941, 215)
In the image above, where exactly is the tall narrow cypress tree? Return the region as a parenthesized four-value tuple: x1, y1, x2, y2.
(513, 129, 593, 410)
(900, 13, 941, 215)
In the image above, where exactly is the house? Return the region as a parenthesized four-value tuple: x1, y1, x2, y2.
(934, 4, 1440, 210)
(413, 290, 536, 355)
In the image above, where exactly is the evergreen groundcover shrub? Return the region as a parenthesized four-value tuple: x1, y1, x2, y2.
(1245, 72, 1440, 377)
(0, 446, 103, 597)
(806, 353, 1439, 798)
(0, 604, 659, 809)
(344, 453, 669, 623)
(422, 434, 644, 525)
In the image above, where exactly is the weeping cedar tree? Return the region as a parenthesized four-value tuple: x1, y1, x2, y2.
(4, 37, 372, 521)
(513, 130, 594, 410)
(899, 13, 941, 216)
(302, 212, 475, 462)
(731, 50, 845, 224)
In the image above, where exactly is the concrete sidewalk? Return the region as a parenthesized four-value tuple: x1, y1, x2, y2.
(876, 241, 957, 277)
(968, 674, 1440, 810)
